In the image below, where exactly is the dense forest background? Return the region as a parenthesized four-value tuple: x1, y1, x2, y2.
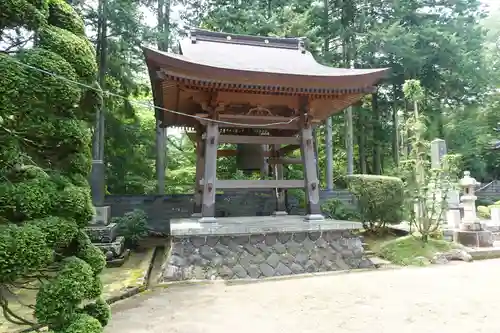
(69, 0, 500, 195)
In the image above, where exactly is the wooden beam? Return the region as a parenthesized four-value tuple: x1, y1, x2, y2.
(217, 149, 237, 157)
(219, 135, 299, 145)
(268, 157, 302, 165)
(195, 113, 301, 129)
(206, 179, 304, 189)
(278, 144, 300, 155)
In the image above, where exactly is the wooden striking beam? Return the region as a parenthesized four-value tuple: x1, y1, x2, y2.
(195, 113, 303, 129)
(219, 135, 299, 145)
(268, 157, 302, 165)
(204, 179, 304, 189)
(217, 149, 237, 157)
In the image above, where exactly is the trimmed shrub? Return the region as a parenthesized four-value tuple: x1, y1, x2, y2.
(320, 199, 360, 221)
(347, 174, 404, 231)
(477, 206, 491, 219)
(113, 209, 148, 249)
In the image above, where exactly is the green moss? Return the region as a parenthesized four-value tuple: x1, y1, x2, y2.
(39, 26, 97, 82)
(47, 0, 85, 35)
(376, 236, 455, 266)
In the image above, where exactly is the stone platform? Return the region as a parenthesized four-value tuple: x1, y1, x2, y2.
(161, 216, 373, 281)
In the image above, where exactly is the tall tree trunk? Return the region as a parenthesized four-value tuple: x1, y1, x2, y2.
(372, 91, 381, 175)
(155, 0, 170, 194)
(358, 109, 367, 173)
(392, 83, 399, 165)
(323, 0, 334, 190)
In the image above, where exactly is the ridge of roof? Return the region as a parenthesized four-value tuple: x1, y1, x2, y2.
(187, 27, 305, 51)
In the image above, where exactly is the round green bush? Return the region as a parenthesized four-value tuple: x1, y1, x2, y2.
(0, 223, 52, 283)
(347, 174, 404, 231)
(39, 26, 98, 82)
(77, 243, 106, 275)
(47, 0, 85, 35)
(0, 177, 58, 221)
(54, 185, 94, 226)
(29, 216, 79, 249)
(82, 298, 111, 327)
(17, 48, 82, 114)
(35, 257, 95, 324)
(58, 314, 102, 333)
(477, 205, 491, 219)
(0, 0, 48, 31)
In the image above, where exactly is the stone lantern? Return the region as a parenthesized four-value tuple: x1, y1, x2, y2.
(459, 171, 481, 231)
(454, 171, 493, 248)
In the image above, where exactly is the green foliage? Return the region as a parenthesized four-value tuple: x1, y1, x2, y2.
(57, 314, 102, 333)
(29, 217, 79, 249)
(1, 0, 105, 330)
(0, 0, 48, 30)
(82, 299, 111, 327)
(320, 199, 360, 221)
(77, 242, 106, 275)
(47, 0, 85, 35)
(0, 224, 52, 283)
(16, 48, 82, 114)
(402, 79, 424, 102)
(113, 209, 148, 248)
(347, 174, 404, 231)
(39, 26, 97, 82)
(477, 206, 491, 219)
(377, 236, 455, 266)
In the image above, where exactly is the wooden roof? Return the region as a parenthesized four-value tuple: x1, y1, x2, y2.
(143, 28, 390, 129)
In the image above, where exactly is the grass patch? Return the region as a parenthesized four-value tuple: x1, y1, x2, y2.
(375, 235, 456, 266)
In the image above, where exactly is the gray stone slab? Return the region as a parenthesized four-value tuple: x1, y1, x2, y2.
(170, 215, 363, 236)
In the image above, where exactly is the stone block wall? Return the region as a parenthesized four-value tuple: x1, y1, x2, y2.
(104, 189, 354, 234)
(162, 230, 372, 281)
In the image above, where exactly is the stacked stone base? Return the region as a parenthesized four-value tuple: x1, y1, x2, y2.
(162, 230, 373, 281)
(454, 230, 494, 248)
(85, 206, 128, 267)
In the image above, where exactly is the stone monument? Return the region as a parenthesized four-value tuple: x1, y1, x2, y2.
(454, 171, 494, 247)
(429, 139, 460, 230)
(85, 206, 129, 267)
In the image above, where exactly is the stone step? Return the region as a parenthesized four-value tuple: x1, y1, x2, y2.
(369, 256, 392, 268)
(85, 222, 119, 243)
(94, 236, 125, 259)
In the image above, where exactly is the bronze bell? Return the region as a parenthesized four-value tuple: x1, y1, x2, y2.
(236, 144, 265, 171)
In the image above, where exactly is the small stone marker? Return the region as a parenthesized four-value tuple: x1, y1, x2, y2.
(430, 138, 447, 169)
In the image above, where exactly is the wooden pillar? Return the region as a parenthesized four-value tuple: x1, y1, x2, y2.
(272, 144, 287, 216)
(155, 121, 167, 194)
(260, 144, 269, 179)
(192, 128, 205, 217)
(200, 121, 218, 223)
(299, 97, 324, 221)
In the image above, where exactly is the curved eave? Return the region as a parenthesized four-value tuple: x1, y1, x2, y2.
(143, 46, 390, 91)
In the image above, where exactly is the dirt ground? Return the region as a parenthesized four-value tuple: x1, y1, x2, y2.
(105, 259, 500, 333)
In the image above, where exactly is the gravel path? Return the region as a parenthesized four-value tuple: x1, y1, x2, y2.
(106, 260, 500, 333)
